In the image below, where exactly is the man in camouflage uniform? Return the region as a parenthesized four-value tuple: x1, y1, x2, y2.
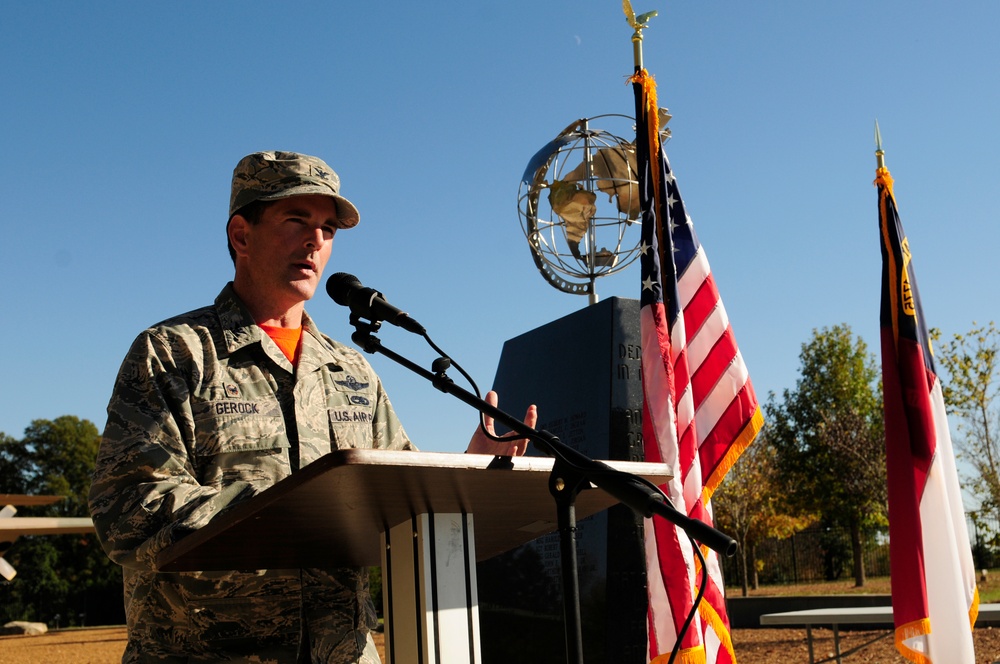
(89, 151, 533, 663)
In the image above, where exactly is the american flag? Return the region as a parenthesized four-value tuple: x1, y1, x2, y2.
(631, 69, 763, 664)
(877, 161, 978, 663)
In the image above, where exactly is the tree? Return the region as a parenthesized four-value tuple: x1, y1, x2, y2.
(713, 425, 815, 595)
(20, 416, 102, 515)
(767, 324, 886, 586)
(0, 431, 29, 493)
(0, 416, 124, 626)
(931, 322, 1000, 519)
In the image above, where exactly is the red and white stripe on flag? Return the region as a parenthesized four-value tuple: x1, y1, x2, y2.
(633, 68, 763, 664)
(878, 166, 978, 664)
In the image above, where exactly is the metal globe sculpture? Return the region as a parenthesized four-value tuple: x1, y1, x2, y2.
(518, 113, 668, 303)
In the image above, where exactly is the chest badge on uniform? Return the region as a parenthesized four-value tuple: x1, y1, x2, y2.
(335, 375, 370, 391)
(224, 383, 241, 398)
(350, 395, 371, 406)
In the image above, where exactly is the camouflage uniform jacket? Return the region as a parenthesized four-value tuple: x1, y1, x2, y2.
(89, 283, 413, 663)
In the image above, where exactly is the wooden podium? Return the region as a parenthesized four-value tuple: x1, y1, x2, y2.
(156, 449, 672, 664)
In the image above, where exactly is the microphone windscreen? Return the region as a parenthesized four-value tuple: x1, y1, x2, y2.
(326, 272, 362, 306)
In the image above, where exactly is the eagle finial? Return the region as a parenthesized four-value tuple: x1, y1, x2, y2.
(623, 0, 657, 31)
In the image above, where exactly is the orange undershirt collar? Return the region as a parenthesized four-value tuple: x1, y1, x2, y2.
(259, 324, 303, 366)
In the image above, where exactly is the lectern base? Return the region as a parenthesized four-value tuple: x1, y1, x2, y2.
(382, 513, 480, 664)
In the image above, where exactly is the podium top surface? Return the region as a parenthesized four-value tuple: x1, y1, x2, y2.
(156, 449, 672, 572)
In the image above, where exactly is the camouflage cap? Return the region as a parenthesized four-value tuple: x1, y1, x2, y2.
(229, 151, 360, 228)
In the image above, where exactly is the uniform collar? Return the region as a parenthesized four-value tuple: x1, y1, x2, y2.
(215, 282, 340, 372)
(216, 282, 265, 354)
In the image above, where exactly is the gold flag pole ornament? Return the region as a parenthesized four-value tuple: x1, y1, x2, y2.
(624, 2, 663, 156)
(875, 119, 887, 171)
(874, 120, 894, 213)
(623, 0, 657, 70)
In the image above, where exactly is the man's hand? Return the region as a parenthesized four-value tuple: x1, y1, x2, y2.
(466, 390, 537, 456)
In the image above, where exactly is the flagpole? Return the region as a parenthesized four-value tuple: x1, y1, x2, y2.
(623, 1, 657, 70)
(876, 119, 979, 663)
(630, 17, 644, 70)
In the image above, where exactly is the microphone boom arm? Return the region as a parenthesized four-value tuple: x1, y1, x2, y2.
(345, 321, 737, 558)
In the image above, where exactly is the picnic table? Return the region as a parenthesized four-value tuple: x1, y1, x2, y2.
(759, 603, 1000, 663)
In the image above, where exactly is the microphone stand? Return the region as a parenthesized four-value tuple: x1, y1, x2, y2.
(347, 316, 736, 664)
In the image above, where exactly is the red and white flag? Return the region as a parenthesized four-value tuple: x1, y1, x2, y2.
(632, 68, 763, 664)
(878, 161, 978, 663)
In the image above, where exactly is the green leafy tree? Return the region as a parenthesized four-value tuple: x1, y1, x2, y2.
(20, 417, 101, 515)
(0, 431, 29, 493)
(767, 324, 886, 586)
(0, 416, 124, 626)
(931, 322, 1000, 519)
(714, 420, 816, 594)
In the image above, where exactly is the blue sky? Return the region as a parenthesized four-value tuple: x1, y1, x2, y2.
(2, 2, 997, 457)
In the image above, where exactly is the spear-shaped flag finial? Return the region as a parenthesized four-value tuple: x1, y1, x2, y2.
(875, 119, 886, 170)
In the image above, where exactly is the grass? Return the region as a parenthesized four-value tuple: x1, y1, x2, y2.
(743, 577, 892, 597)
(739, 570, 1000, 602)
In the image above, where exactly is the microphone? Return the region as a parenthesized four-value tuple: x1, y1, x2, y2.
(326, 273, 426, 335)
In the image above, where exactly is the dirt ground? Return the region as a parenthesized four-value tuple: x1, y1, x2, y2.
(3, 626, 1000, 664)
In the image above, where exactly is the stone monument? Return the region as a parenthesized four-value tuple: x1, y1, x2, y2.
(478, 298, 651, 664)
